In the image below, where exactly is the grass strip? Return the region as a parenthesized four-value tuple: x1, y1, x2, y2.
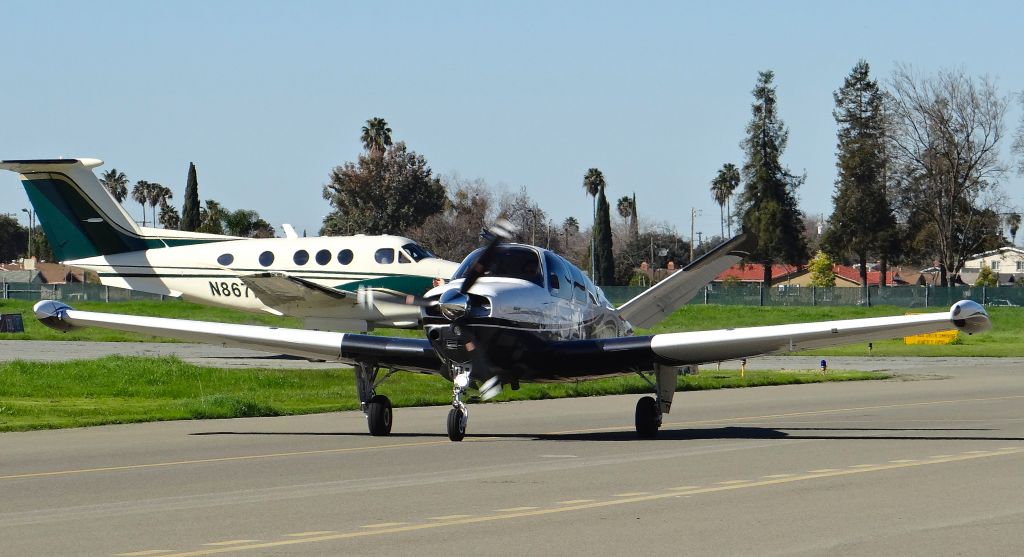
(0, 355, 887, 432)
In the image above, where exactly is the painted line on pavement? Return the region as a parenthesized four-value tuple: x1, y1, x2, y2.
(135, 447, 1024, 557)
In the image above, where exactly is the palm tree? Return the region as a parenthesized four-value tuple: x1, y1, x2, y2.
(582, 168, 605, 278)
(158, 199, 180, 230)
(710, 163, 741, 237)
(616, 196, 633, 222)
(100, 169, 129, 203)
(131, 180, 152, 226)
(198, 200, 227, 235)
(361, 117, 393, 157)
(147, 184, 172, 228)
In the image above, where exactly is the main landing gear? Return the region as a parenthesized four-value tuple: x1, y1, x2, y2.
(634, 363, 677, 439)
(355, 362, 396, 436)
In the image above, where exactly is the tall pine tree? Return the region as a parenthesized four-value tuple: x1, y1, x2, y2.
(821, 60, 897, 286)
(736, 70, 808, 285)
(180, 162, 201, 232)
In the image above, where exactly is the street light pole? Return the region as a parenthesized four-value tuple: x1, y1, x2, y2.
(21, 208, 34, 259)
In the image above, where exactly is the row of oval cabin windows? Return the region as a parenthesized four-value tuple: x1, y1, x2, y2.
(216, 248, 409, 268)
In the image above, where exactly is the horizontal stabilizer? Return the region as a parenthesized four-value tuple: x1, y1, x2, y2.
(617, 233, 753, 329)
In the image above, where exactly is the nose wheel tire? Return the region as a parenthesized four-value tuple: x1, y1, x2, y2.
(447, 408, 467, 441)
(635, 396, 660, 439)
(366, 395, 393, 436)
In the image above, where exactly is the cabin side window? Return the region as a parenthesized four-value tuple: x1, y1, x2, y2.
(568, 264, 587, 303)
(293, 250, 309, 266)
(217, 254, 234, 266)
(315, 249, 331, 265)
(337, 249, 353, 265)
(544, 252, 573, 299)
(258, 251, 275, 267)
(374, 248, 395, 264)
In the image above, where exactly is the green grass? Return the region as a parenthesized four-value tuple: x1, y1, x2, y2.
(0, 355, 886, 432)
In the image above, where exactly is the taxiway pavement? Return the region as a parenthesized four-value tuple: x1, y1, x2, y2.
(1, 356, 1022, 556)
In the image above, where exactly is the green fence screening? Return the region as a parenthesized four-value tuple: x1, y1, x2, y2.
(601, 284, 1024, 308)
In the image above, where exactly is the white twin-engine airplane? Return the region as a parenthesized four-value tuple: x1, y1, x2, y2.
(0, 159, 459, 331)
(34, 223, 992, 441)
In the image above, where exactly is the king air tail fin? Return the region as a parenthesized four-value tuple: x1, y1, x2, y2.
(0, 158, 237, 262)
(617, 233, 753, 329)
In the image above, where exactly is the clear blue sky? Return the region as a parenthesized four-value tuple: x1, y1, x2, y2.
(2, 0, 1022, 243)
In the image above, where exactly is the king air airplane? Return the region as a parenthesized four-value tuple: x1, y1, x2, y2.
(1, 159, 459, 331)
(34, 222, 992, 441)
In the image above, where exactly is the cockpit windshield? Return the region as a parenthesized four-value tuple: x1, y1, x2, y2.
(453, 246, 543, 287)
(401, 242, 435, 262)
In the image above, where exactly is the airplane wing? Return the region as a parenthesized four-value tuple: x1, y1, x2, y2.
(35, 299, 989, 382)
(33, 300, 442, 373)
(516, 301, 990, 380)
(616, 233, 753, 329)
(239, 272, 356, 307)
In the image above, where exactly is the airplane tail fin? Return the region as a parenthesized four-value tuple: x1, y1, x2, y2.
(617, 233, 753, 329)
(1, 158, 237, 262)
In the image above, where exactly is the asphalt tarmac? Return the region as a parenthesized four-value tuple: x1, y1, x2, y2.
(1, 353, 1022, 556)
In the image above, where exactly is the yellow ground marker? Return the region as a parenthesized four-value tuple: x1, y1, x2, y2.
(556, 499, 595, 504)
(427, 515, 473, 521)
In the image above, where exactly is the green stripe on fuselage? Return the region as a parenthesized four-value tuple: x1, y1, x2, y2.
(338, 274, 436, 295)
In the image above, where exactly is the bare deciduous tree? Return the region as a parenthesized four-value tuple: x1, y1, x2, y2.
(888, 66, 1009, 285)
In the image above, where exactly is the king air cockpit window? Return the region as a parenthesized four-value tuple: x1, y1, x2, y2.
(401, 242, 435, 262)
(453, 246, 544, 287)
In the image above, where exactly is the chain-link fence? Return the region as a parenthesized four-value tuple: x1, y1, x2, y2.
(601, 284, 1024, 308)
(5, 281, 1023, 309)
(0, 282, 174, 303)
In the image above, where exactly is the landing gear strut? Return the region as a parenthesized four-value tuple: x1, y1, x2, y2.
(635, 363, 677, 439)
(447, 367, 470, 441)
(355, 362, 396, 436)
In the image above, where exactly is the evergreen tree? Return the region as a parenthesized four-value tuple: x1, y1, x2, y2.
(180, 162, 201, 231)
(594, 180, 615, 284)
(821, 61, 897, 287)
(0, 215, 28, 261)
(736, 70, 808, 285)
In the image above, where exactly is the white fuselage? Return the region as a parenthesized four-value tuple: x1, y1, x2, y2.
(69, 234, 459, 328)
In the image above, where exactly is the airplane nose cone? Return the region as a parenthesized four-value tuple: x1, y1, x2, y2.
(439, 290, 469, 321)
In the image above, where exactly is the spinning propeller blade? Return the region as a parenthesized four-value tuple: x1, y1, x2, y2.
(459, 219, 517, 295)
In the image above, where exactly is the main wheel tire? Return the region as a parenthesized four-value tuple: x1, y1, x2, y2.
(635, 396, 660, 439)
(447, 408, 466, 442)
(367, 395, 393, 436)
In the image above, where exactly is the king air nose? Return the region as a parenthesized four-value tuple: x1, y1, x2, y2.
(439, 290, 469, 321)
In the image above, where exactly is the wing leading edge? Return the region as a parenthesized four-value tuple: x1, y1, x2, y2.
(513, 300, 990, 380)
(33, 300, 441, 373)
